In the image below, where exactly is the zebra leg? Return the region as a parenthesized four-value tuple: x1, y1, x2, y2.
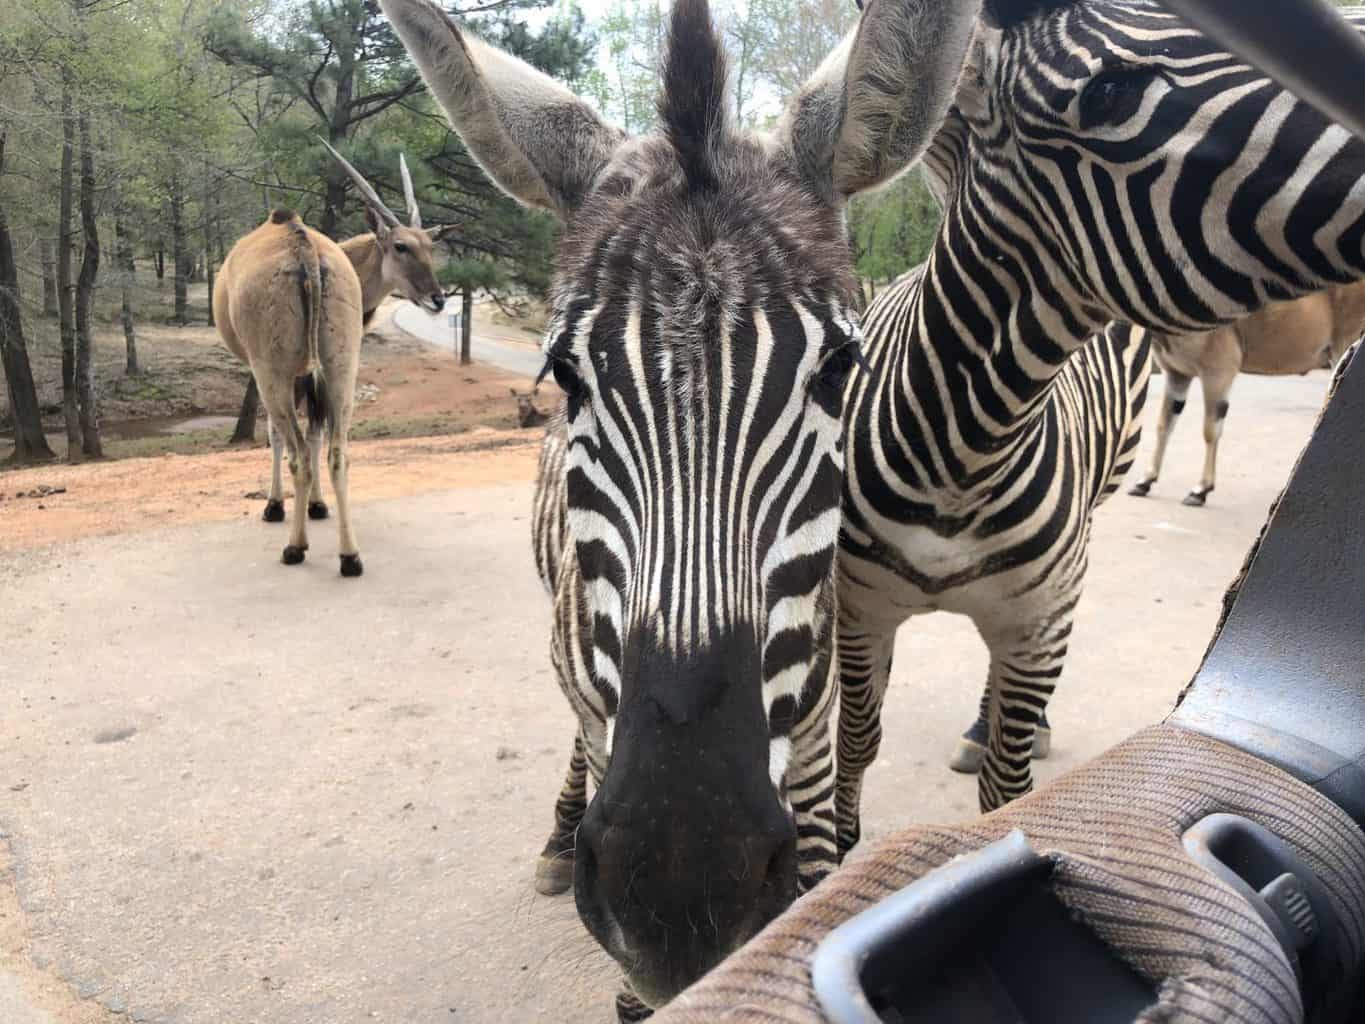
(1129, 369, 1191, 497)
(977, 629, 1068, 812)
(950, 686, 1052, 772)
(834, 619, 896, 859)
(949, 686, 992, 773)
(534, 730, 587, 896)
(1034, 706, 1053, 759)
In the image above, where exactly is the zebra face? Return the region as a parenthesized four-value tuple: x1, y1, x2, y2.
(549, 175, 859, 1002)
(380, 0, 983, 1006)
(936, 0, 1365, 334)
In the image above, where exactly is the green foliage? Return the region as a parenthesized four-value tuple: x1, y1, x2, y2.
(850, 172, 942, 288)
(0, 0, 940, 349)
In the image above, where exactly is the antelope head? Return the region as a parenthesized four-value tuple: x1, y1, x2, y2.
(320, 138, 459, 314)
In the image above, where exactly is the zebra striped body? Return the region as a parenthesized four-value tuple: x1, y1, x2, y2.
(833, 0, 1365, 839)
(385, 0, 981, 1013)
(838, 275, 1151, 829)
(444, 0, 986, 1014)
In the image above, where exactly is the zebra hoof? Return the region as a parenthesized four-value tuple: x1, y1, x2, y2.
(1182, 491, 1209, 507)
(340, 554, 364, 578)
(1033, 725, 1052, 760)
(1128, 481, 1152, 497)
(263, 499, 285, 523)
(949, 737, 986, 774)
(534, 854, 574, 896)
(308, 501, 329, 521)
(282, 545, 307, 565)
(616, 989, 653, 1023)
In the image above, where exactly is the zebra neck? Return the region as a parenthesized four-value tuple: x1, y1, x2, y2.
(901, 217, 1100, 484)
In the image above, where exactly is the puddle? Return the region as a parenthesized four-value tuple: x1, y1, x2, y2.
(101, 415, 237, 440)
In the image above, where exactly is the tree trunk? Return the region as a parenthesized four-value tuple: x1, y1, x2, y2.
(115, 205, 138, 374)
(231, 377, 260, 443)
(0, 131, 57, 464)
(154, 246, 165, 283)
(204, 161, 215, 328)
(205, 252, 215, 326)
(460, 284, 473, 365)
(40, 237, 57, 317)
(58, 74, 80, 456)
(171, 175, 188, 322)
(74, 108, 102, 458)
(320, 46, 356, 239)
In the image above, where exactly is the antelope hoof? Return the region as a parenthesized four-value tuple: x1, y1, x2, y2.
(1128, 480, 1152, 497)
(263, 499, 285, 523)
(1033, 725, 1052, 760)
(1182, 491, 1209, 507)
(340, 554, 364, 578)
(282, 545, 307, 565)
(534, 853, 575, 896)
(308, 501, 329, 521)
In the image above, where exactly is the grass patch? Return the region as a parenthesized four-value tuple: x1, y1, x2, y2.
(102, 429, 244, 461)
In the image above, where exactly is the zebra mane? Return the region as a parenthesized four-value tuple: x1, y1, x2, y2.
(983, 0, 1076, 29)
(658, 0, 730, 193)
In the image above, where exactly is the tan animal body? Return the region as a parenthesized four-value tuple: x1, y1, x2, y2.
(216, 209, 365, 574)
(218, 146, 460, 573)
(1130, 279, 1365, 506)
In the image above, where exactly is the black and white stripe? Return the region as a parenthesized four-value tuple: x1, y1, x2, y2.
(834, 0, 1365, 837)
(533, 276, 857, 882)
(383, 0, 984, 1013)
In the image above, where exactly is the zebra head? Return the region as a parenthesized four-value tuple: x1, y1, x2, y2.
(926, 0, 1365, 336)
(382, 0, 980, 1005)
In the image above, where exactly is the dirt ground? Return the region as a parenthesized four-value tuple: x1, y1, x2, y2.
(1, 298, 534, 465)
(0, 431, 539, 555)
(0, 369, 1337, 1024)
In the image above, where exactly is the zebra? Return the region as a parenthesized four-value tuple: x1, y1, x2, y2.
(833, 0, 1365, 844)
(380, 0, 982, 1016)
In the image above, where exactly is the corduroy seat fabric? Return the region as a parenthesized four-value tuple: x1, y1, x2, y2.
(655, 724, 1365, 1023)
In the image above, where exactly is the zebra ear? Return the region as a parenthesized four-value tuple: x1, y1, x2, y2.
(952, 21, 1003, 124)
(776, 0, 981, 199)
(380, 0, 625, 218)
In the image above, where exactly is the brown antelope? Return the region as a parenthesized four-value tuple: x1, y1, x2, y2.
(318, 139, 460, 323)
(1130, 279, 1365, 506)
(215, 209, 366, 575)
(234, 146, 458, 544)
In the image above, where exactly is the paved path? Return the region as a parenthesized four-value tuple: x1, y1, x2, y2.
(0, 370, 1334, 1023)
(391, 302, 543, 378)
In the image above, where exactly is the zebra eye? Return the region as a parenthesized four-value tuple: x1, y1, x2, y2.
(815, 343, 860, 391)
(1079, 67, 1156, 129)
(551, 358, 582, 398)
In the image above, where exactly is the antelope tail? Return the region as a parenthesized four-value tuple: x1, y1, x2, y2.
(290, 218, 327, 432)
(291, 226, 324, 377)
